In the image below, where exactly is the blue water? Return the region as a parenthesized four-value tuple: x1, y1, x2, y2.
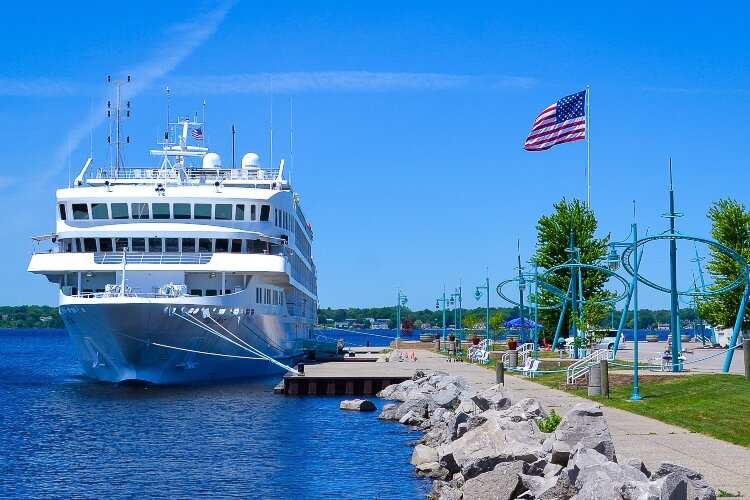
(0, 329, 430, 499)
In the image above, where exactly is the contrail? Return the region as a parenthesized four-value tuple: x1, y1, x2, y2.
(47, 2, 234, 183)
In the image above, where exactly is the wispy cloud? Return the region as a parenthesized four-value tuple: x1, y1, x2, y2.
(44, 2, 234, 181)
(0, 78, 86, 97)
(168, 71, 536, 94)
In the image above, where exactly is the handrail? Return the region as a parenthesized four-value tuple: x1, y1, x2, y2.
(566, 349, 611, 384)
(502, 342, 535, 365)
(93, 252, 213, 265)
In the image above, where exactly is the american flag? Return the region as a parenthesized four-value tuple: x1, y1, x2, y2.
(191, 127, 204, 140)
(524, 90, 586, 151)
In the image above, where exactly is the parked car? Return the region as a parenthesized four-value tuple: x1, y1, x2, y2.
(594, 336, 620, 350)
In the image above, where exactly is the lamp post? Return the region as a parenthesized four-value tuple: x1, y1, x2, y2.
(607, 222, 643, 401)
(436, 290, 447, 345)
(474, 273, 491, 343)
(517, 253, 527, 345)
(455, 285, 463, 342)
(450, 292, 460, 341)
(566, 230, 581, 359)
(396, 290, 408, 352)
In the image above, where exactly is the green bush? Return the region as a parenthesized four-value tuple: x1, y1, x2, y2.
(537, 409, 562, 433)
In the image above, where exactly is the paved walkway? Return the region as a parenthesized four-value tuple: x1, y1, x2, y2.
(334, 348, 750, 494)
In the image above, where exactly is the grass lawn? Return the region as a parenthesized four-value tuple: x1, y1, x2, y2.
(521, 370, 750, 447)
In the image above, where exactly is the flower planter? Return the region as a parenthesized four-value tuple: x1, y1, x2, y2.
(448, 335, 455, 341)
(507, 339, 518, 350)
(471, 337, 480, 345)
(434, 333, 441, 340)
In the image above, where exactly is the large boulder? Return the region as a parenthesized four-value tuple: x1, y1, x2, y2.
(394, 393, 438, 421)
(412, 444, 439, 466)
(547, 403, 616, 465)
(339, 399, 377, 411)
(471, 384, 518, 412)
(377, 403, 398, 420)
(438, 416, 545, 478)
(462, 461, 525, 500)
(650, 462, 716, 500)
(525, 473, 577, 500)
(433, 383, 462, 409)
(574, 461, 650, 499)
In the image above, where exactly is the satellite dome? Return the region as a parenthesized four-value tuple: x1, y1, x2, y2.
(202, 152, 222, 169)
(242, 152, 261, 169)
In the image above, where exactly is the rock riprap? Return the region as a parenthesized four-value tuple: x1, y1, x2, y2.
(376, 371, 717, 500)
(339, 399, 377, 411)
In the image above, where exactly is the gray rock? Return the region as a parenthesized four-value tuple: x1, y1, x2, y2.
(456, 398, 480, 415)
(624, 457, 651, 478)
(399, 410, 424, 426)
(394, 394, 437, 421)
(339, 399, 377, 411)
(438, 416, 544, 478)
(416, 461, 450, 480)
(566, 446, 609, 485)
(434, 384, 462, 409)
(496, 398, 546, 422)
(438, 486, 463, 500)
(431, 407, 450, 426)
(392, 379, 419, 402)
(525, 457, 549, 476)
(462, 461, 524, 500)
(377, 403, 398, 420)
(549, 403, 616, 465)
(456, 422, 469, 440)
(649, 472, 688, 500)
(376, 383, 399, 399)
(543, 462, 563, 477)
(411, 444, 439, 466)
(471, 383, 518, 412)
(449, 412, 470, 441)
(650, 462, 716, 500)
(574, 461, 650, 499)
(531, 473, 578, 500)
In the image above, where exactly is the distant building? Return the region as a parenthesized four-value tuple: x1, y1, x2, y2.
(372, 319, 389, 329)
(1, 314, 7, 321)
(40, 316, 53, 322)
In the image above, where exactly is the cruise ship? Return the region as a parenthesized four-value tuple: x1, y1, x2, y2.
(27, 98, 317, 384)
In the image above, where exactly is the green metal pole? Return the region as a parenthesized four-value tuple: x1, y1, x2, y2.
(458, 286, 463, 342)
(518, 254, 525, 345)
(485, 276, 490, 343)
(442, 291, 447, 345)
(534, 259, 539, 359)
(631, 222, 642, 400)
(570, 229, 579, 359)
(723, 277, 750, 372)
(668, 161, 681, 372)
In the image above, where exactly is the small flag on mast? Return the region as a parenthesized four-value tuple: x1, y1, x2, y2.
(524, 90, 586, 151)
(192, 128, 204, 140)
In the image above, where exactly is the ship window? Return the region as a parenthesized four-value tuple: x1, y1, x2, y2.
(194, 204, 211, 220)
(215, 204, 232, 220)
(83, 238, 97, 252)
(205, 289, 218, 297)
(235, 204, 245, 220)
(152, 203, 170, 219)
(260, 204, 270, 221)
(165, 238, 179, 252)
(111, 203, 129, 219)
(115, 238, 128, 251)
(148, 238, 162, 252)
(131, 238, 146, 252)
(191, 289, 202, 296)
(131, 203, 149, 219)
(257, 184, 270, 189)
(250, 205, 257, 221)
(215, 239, 229, 252)
(99, 238, 113, 252)
(72, 204, 89, 220)
(58, 204, 67, 221)
(231, 239, 242, 253)
(224, 289, 231, 295)
(198, 238, 212, 252)
(182, 238, 195, 252)
(91, 203, 109, 220)
(274, 209, 278, 226)
(174, 203, 191, 219)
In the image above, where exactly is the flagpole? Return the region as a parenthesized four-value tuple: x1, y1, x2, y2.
(586, 85, 591, 207)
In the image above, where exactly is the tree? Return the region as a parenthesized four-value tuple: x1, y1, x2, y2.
(401, 318, 415, 336)
(535, 197, 610, 339)
(696, 198, 750, 329)
(489, 310, 505, 332)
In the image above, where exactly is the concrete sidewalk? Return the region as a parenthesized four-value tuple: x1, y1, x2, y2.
(376, 349, 750, 495)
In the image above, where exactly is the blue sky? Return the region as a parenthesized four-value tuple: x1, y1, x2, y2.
(2, 1, 749, 311)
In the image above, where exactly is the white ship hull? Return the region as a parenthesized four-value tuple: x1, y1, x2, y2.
(60, 296, 305, 384)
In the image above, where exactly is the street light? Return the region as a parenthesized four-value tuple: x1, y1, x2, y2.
(396, 290, 408, 352)
(606, 221, 642, 402)
(436, 290, 447, 345)
(475, 272, 490, 344)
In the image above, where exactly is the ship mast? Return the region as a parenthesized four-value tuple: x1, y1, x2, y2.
(108, 75, 131, 170)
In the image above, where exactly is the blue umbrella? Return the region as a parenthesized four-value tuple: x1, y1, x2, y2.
(503, 317, 544, 329)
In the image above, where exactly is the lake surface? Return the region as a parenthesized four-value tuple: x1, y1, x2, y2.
(0, 329, 430, 499)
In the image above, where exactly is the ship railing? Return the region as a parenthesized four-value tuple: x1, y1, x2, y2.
(93, 252, 213, 265)
(88, 166, 281, 183)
